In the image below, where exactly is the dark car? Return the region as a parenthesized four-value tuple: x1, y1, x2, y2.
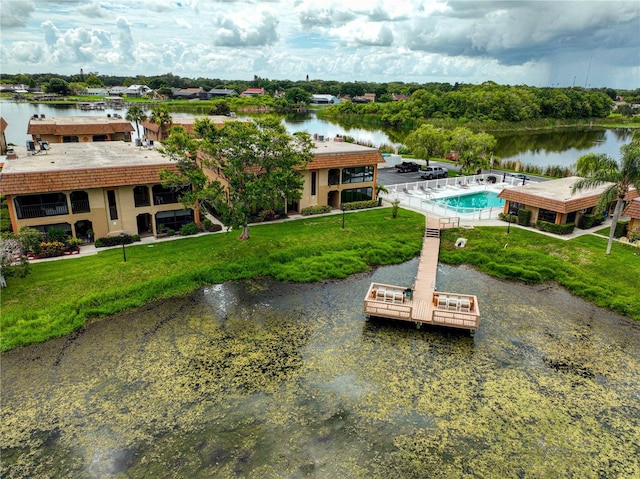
(420, 166, 448, 179)
(395, 161, 420, 173)
(512, 173, 529, 180)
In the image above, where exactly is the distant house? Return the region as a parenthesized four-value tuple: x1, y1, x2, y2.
(108, 86, 128, 96)
(27, 116, 134, 144)
(392, 93, 409, 101)
(124, 85, 152, 97)
(173, 88, 206, 100)
(311, 94, 340, 105)
(86, 88, 108, 97)
(240, 88, 265, 97)
(208, 88, 238, 99)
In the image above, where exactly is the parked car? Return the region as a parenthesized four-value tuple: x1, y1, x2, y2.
(512, 173, 529, 180)
(395, 161, 420, 173)
(420, 166, 448, 179)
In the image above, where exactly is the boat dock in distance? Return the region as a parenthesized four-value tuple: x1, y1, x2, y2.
(363, 216, 480, 333)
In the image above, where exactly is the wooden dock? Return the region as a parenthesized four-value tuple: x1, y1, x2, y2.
(363, 217, 480, 332)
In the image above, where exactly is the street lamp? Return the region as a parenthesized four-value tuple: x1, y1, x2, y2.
(341, 205, 346, 230)
(120, 232, 127, 262)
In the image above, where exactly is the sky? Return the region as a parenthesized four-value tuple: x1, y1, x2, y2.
(1, 0, 639, 89)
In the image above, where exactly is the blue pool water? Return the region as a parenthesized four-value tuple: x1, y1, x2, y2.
(436, 191, 505, 212)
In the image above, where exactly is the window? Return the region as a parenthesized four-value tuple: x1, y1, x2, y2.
(341, 166, 374, 184)
(93, 134, 108, 142)
(538, 208, 557, 223)
(14, 193, 68, 219)
(133, 186, 150, 207)
(70, 191, 90, 214)
(341, 187, 372, 203)
(107, 190, 118, 220)
(62, 136, 79, 143)
(155, 209, 194, 232)
(152, 184, 190, 205)
(311, 172, 317, 196)
(508, 201, 525, 216)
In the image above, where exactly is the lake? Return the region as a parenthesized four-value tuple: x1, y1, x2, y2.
(0, 101, 634, 168)
(2, 262, 639, 478)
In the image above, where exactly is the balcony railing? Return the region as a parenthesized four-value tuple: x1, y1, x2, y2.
(154, 192, 181, 205)
(71, 199, 90, 214)
(16, 202, 69, 219)
(134, 194, 151, 207)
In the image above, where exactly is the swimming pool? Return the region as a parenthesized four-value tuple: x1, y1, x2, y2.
(434, 191, 505, 212)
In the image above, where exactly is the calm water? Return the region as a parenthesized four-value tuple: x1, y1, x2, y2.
(437, 191, 505, 211)
(2, 262, 639, 478)
(0, 101, 632, 168)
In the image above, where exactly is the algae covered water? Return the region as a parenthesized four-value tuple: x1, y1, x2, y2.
(2, 261, 639, 478)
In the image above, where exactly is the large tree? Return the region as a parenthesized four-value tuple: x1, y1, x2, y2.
(572, 141, 640, 255)
(403, 124, 446, 166)
(162, 118, 315, 240)
(125, 105, 148, 140)
(445, 127, 496, 175)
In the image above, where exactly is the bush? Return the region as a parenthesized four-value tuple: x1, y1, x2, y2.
(342, 200, 379, 211)
(517, 209, 532, 226)
(38, 241, 66, 258)
(179, 222, 199, 236)
(498, 213, 517, 223)
(166, 229, 176, 236)
(301, 205, 332, 216)
(536, 220, 575, 235)
(95, 234, 136, 248)
(258, 209, 276, 222)
(614, 220, 629, 238)
(577, 214, 602, 229)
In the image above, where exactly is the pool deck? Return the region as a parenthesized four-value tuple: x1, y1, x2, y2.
(363, 216, 480, 332)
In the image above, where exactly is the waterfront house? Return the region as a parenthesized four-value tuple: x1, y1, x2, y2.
(240, 88, 265, 97)
(124, 85, 152, 97)
(0, 142, 194, 240)
(27, 116, 134, 145)
(498, 176, 638, 225)
(311, 94, 340, 105)
(173, 88, 206, 100)
(207, 88, 238, 99)
(198, 136, 385, 213)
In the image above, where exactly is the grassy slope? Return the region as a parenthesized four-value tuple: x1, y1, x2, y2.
(2, 210, 639, 351)
(1, 209, 425, 351)
(440, 226, 640, 320)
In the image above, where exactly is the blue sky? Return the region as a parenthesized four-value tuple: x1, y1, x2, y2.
(1, 0, 639, 89)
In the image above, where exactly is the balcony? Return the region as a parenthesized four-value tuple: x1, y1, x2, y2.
(71, 199, 90, 214)
(16, 202, 69, 219)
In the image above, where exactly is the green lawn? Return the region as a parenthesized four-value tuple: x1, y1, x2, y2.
(440, 226, 640, 320)
(2, 209, 639, 351)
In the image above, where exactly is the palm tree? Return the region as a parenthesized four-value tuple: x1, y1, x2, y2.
(572, 141, 640, 254)
(149, 106, 172, 140)
(125, 105, 147, 141)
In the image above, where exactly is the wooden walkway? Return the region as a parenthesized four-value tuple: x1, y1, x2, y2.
(363, 216, 480, 332)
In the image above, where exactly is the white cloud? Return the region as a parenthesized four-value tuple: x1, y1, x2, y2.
(1, 0, 36, 28)
(0, 1, 637, 89)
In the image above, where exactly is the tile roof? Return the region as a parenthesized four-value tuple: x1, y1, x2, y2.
(623, 197, 640, 219)
(498, 176, 638, 214)
(0, 142, 177, 195)
(27, 116, 134, 136)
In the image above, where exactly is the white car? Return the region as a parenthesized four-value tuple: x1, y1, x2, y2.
(420, 166, 448, 179)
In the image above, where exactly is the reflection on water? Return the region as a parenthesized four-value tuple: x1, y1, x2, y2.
(2, 261, 639, 478)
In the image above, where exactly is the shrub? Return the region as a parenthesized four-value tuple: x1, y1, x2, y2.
(301, 205, 332, 216)
(258, 209, 276, 222)
(498, 213, 517, 223)
(203, 218, 214, 231)
(614, 220, 629, 238)
(47, 227, 67, 243)
(94, 234, 136, 248)
(577, 214, 602, 229)
(179, 222, 199, 236)
(342, 200, 379, 211)
(536, 220, 575, 235)
(517, 209, 532, 226)
(38, 241, 66, 258)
